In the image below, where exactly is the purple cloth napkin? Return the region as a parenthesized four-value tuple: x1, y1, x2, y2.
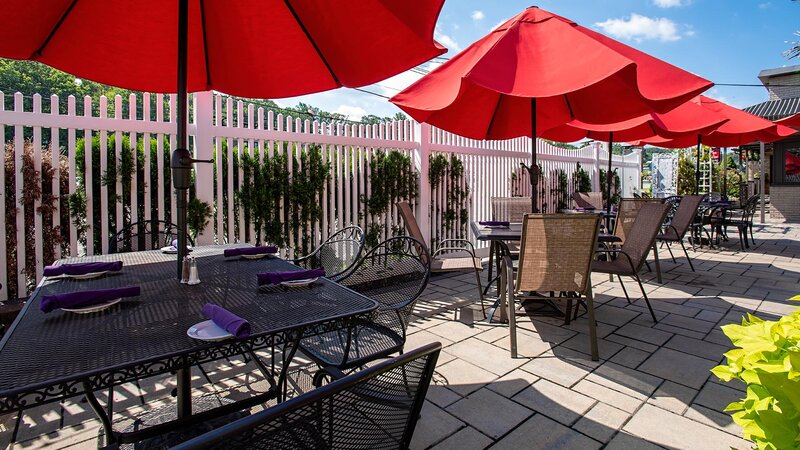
(479, 221, 510, 227)
(40, 286, 140, 313)
(201, 303, 251, 338)
(43, 261, 123, 277)
(257, 268, 326, 285)
(224, 246, 278, 257)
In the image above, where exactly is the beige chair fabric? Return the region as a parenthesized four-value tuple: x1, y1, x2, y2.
(614, 198, 663, 245)
(490, 197, 531, 222)
(593, 202, 670, 322)
(657, 195, 703, 272)
(572, 191, 604, 210)
(507, 214, 601, 360)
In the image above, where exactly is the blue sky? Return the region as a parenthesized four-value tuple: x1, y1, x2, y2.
(277, 0, 799, 122)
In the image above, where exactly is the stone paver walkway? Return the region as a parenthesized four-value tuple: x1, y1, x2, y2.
(3, 222, 800, 449)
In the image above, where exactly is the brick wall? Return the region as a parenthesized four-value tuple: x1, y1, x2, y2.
(767, 73, 800, 100)
(770, 185, 800, 222)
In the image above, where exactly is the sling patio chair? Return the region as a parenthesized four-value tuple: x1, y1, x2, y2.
(592, 202, 671, 323)
(298, 236, 431, 386)
(571, 191, 604, 210)
(397, 201, 487, 315)
(291, 226, 365, 280)
(613, 197, 665, 283)
(502, 213, 601, 360)
(172, 343, 442, 450)
(656, 195, 703, 272)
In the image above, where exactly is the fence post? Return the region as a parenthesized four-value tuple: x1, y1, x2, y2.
(193, 91, 215, 244)
(592, 141, 601, 191)
(416, 123, 432, 245)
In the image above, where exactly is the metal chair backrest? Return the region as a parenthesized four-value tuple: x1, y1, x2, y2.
(572, 191, 604, 210)
(110, 220, 193, 253)
(741, 194, 760, 222)
(295, 226, 365, 279)
(491, 197, 531, 222)
(337, 236, 431, 335)
(171, 343, 442, 450)
(516, 214, 600, 294)
(619, 203, 671, 273)
(615, 198, 662, 244)
(668, 195, 703, 239)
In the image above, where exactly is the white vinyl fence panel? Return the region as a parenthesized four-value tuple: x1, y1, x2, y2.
(0, 90, 640, 300)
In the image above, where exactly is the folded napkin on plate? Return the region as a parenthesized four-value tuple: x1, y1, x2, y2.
(201, 303, 251, 338)
(257, 268, 326, 285)
(224, 246, 278, 257)
(478, 221, 510, 227)
(40, 286, 140, 313)
(43, 261, 123, 277)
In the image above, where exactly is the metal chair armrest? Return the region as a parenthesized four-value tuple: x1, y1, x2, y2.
(433, 239, 478, 258)
(319, 365, 347, 381)
(594, 249, 637, 273)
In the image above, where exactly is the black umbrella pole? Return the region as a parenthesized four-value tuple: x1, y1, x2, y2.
(175, 0, 189, 280)
(606, 133, 613, 218)
(694, 134, 701, 195)
(530, 98, 538, 213)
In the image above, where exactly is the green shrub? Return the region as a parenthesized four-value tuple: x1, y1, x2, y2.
(711, 299, 800, 450)
(573, 163, 592, 193)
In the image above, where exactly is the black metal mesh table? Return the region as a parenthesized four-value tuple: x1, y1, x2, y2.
(0, 245, 377, 444)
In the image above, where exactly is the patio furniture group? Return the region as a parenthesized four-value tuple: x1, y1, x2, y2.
(0, 245, 381, 445)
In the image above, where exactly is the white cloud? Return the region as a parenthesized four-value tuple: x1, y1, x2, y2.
(334, 105, 367, 121)
(595, 14, 682, 42)
(758, 2, 772, 9)
(652, 0, 690, 7)
(471, 10, 485, 21)
(434, 30, 460, 51)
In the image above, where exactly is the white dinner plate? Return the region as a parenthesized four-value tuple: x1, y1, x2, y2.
(279, 277, 319, 287)
(65, 271, 108, 280)
(161, 245, 193, 254)
(241, 253, 270, 260)
(62, 298, 121, 314)
(187, 320, 233, 341)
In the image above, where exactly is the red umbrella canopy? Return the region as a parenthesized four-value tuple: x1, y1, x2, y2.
(636, 96, 798, 148)
(539, 98, 729, 143)
(390, 6, 712, 140)
(0, 0, 446, 98)
(776, 113, 800, 128)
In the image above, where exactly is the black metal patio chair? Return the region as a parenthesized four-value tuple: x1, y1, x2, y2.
(297, 236, 431, 386)
(291, 226, 365, 280)
(718, 195, 760, 250)
(110, 220, 194, 254)
(170, 342, 441, 450)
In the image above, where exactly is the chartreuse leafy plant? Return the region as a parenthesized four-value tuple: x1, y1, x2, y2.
(711, 297, 800, 450)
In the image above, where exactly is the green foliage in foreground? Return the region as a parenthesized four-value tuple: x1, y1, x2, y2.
(712, 298, 800, 450)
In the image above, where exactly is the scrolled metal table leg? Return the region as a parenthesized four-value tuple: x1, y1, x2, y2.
(82, 381, 117, 445)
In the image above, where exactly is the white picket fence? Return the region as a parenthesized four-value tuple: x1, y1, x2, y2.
(0, 90, 640, 300)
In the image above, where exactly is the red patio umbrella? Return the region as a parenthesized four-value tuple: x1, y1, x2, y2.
(390, 6, 712, 212)
(634, 96, 798, 194)
(0, 0, 446, 278)
(540, 100, 728, 208)
(776, 113, 800, 128)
